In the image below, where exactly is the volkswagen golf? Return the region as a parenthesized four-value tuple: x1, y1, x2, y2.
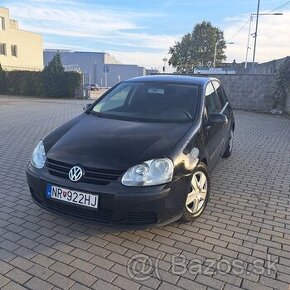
(26, 75, 235, 226)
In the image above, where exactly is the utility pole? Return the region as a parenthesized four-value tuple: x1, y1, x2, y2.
(245, 12, 282, 69)
(245, 14, 253, 69)
(252, 0, 261, 72)
(213, 42, 218, 68)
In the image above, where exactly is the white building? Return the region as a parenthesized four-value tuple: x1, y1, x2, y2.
(0, 7, 43, 71)
(44, 49, 147, 87)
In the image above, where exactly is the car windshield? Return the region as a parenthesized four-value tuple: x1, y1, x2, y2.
(91, 82, 200, 122)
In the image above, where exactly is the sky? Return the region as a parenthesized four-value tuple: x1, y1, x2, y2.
(2, 0, 290, 71)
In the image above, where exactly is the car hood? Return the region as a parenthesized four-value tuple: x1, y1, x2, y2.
(45, 113, 193, 170)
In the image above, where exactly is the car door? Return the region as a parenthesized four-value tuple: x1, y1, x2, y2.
(212, 80, 232, 121)
(212, 81, 233, 146)
(203, 82, 226, 170)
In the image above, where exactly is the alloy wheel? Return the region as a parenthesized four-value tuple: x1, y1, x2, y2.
(185, 171, 208, 214)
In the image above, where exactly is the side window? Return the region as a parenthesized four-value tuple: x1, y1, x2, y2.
(212, 81, 227, 107)
(205, 82, 222, 116)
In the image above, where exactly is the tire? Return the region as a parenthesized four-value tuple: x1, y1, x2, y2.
(222, 128, 234, 158)
(181, 162, 210, 222)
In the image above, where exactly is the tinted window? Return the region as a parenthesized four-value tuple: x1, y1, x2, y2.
(212, 81, 227, 107)
(205, 82, 222, 115)
(92, 82, 200, 122)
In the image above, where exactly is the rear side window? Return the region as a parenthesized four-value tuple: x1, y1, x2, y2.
(212, 81, 228, 107)
(205, 82, 222, 115)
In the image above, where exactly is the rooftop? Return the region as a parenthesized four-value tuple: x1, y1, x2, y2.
(127, 74, 216, 85)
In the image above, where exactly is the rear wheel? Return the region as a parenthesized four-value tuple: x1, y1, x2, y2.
(222, 128, 234, 158)
(181, 163, 210, 222)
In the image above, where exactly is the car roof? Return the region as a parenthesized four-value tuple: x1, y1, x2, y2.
(124, 74, 218, 85)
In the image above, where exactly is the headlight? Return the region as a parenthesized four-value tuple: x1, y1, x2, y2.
(121, 158, 174, 186)
(31, 140, 46, 169)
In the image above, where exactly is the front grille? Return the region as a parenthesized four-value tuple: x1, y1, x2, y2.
(46, 158, 124, 185)
(127, 211, 158, 225)
(45, 198, 113, 223)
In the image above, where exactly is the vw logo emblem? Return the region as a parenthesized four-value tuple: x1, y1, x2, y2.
(69, 166, 84, 182)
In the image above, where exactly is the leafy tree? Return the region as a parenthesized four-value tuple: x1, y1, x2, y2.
(0, 64, 7, 94)
(42, 53, 66, 97)
(272, 57, 290, 112)
(169, 21, 226, 73)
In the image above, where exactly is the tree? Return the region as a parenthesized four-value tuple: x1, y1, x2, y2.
(42, 53, 65, 97)
(272, 57, 290, 112)
(0, 63, 7, 94)
(169, 21, 226, 73)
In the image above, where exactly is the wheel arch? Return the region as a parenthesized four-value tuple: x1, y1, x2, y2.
(200, 157, 208, 166)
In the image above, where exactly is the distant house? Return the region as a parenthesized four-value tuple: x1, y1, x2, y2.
(0, 7, 43, 71)
(44, 49, 147, 87)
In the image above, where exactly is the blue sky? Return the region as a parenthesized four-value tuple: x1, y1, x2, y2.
(2, 0, 290, 70)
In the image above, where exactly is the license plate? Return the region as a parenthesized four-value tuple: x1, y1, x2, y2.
(47, 185, 98, 209)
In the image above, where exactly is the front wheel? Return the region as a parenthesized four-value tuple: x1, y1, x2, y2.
(181, 163, 210, 222)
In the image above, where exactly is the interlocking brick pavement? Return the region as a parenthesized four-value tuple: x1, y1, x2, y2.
(0, 97, 290, 290)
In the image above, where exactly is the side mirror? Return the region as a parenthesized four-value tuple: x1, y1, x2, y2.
(83, 103, 93, 111)
(207, 113, 228, 127)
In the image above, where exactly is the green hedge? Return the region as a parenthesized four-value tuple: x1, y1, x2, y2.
(64, 71, 82, 98)
(6, 71, 42, 96)
(0, 64, 7, 94)
(1, 70, 81, 98)
(272, 57, 290, 112)
(0, 54, 82, 98)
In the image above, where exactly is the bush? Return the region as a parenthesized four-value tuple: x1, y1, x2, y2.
(41, 53, 81, 98)
(42, 53, 66, 98)
(6, 71, 42, 96)
(63, 71, 82, 98)
(0, 64, 7, 94)
(1, 53, 81, 98)
(272, 57, 290, 112)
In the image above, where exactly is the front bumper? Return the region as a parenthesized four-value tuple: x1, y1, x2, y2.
(26, 164, 191, 226)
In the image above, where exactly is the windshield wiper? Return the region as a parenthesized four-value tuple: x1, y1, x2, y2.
(87, 110, 103, 118)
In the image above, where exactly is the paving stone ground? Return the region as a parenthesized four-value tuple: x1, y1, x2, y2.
(0, 97, 290, 290)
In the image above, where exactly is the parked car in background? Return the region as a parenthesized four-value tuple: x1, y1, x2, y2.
(26, 75, 235, 226)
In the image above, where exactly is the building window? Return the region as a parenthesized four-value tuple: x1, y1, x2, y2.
(0, 43, 7, 56)
(0, 17, 5, 30)
(11, 45, 18, 57)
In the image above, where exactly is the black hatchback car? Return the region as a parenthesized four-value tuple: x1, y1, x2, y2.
(26, 75, 235, 226)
